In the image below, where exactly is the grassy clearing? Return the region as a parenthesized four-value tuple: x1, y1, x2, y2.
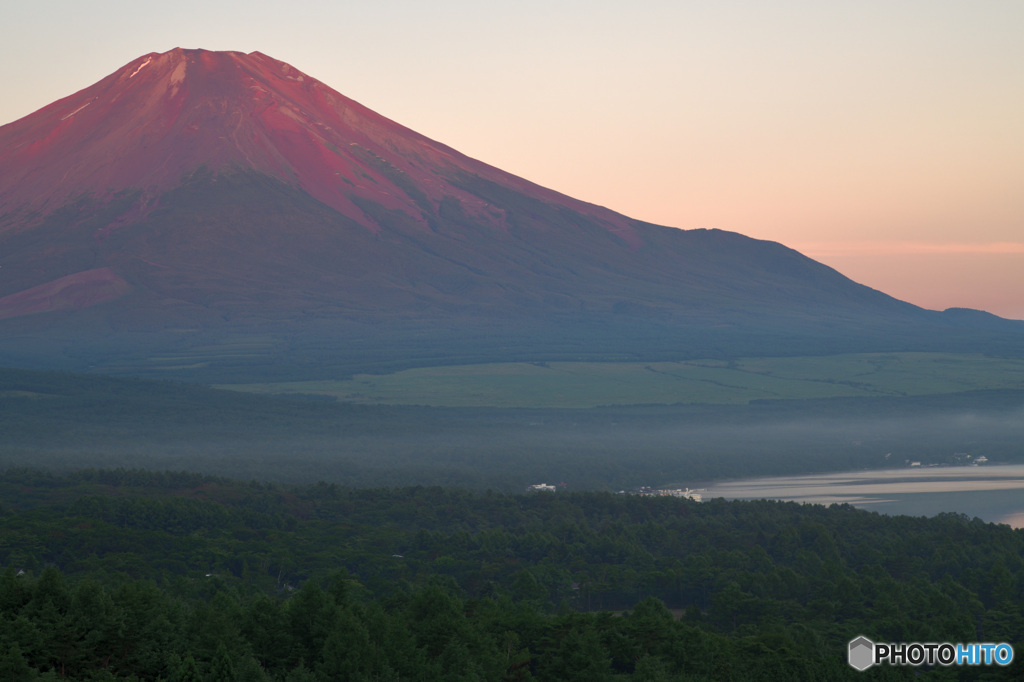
(215, 353, 1024, 408)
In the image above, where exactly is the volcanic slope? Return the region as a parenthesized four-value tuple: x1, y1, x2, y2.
(0, 48, 1020, 379)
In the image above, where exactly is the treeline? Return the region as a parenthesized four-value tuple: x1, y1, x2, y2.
(0, 567, 863, 681)
(1, 468, 1023, 679)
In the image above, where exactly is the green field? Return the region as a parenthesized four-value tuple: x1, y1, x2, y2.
(217, 352, 1024, 408)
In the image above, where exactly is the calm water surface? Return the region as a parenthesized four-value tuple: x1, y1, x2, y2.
(701, 464, 1024, 528)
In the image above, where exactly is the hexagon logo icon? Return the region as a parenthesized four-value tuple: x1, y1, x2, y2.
(848, 636, 874, 671)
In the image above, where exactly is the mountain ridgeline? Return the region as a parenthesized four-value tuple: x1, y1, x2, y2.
(1, 48, 1021, 379)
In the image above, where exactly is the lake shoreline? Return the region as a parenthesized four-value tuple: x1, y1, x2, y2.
(699, 464, 1024, 528)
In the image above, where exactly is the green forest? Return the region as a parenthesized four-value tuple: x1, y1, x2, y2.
(1, 468, 1022, 680)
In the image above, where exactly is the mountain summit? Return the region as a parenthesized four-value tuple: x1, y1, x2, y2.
(0, 49, 1019, 378)
(0, 48, 637, 244)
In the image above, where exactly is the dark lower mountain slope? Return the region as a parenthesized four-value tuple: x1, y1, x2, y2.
(2, 166, 1022, 380)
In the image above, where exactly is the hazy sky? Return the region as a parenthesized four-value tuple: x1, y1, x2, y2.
(3, 1, 1023, 317)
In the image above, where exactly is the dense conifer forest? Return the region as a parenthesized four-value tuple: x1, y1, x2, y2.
(1, 468, 1022, 679)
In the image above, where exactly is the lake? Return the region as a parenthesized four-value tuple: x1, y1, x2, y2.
(701, 464, 1024, 528)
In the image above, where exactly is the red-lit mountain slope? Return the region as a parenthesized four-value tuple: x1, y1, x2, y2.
(0, 49, 1020, 378)
(0, 48, 637, 243)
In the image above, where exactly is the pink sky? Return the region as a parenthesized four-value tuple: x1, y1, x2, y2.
(3, 1, 1023, 318)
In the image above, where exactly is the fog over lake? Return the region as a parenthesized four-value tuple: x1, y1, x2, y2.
(702, 464, 1024, 528)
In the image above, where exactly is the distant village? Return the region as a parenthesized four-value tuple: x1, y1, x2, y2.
(905, 453, 989, 468)
(526, 483, 703, 502)
(619, 486, 704, 502)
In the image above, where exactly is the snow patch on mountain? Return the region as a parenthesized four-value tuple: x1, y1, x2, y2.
(128, 57, 152, 79)
(60, 100, 93, 121)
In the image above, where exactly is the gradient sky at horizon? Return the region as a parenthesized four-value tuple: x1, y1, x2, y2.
(3, 1, 1023, 317)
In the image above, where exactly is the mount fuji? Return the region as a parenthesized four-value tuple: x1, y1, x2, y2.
(0, 48, 1019, 379)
